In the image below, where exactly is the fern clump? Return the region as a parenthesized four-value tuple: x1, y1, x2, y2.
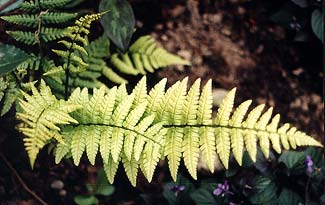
(16, 77, 322, 186)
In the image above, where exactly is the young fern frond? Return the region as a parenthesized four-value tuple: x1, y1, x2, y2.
(16, 77, 322, 185)
(48, 13, 105, 75)
(16, 80, 81, 168)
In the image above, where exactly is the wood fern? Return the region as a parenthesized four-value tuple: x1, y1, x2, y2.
(16, 77, 322, 186)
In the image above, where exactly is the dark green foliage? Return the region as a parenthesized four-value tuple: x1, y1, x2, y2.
(162, 147, 324, 205)
(0, 44, 31, 75)
(1, 0, 77, 46)
(99, 0, 135, 51)
(311, 10, 323, 42)
(270, 0, 323, 42)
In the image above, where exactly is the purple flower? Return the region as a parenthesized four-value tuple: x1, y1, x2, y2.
(170, 185, 185, 196)
(305, 155, 314, 174)
(213, 180, 233, 197)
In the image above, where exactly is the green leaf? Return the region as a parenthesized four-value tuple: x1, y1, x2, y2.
(0, 44, 30, 75)
(99, 0, 135, 51)
(249, 176, 277, 204)
(278, 150, 305, 172)
(74, 195, 98, 205)
(190, 183, 217, 205)
(278, 188, 303, 205)
(95, 169, 115, 196)
(311, 10, 323, 42)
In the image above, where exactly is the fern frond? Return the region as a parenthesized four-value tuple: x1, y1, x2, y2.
(18, 77, 322, 185)
(50, 13, 104, 74)
(16, 80, 81, 167)
(110, 35, 190, 76)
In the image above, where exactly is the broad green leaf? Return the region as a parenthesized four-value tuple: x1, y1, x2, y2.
(249, 176, 277, 204)
(278, 150, 305, 171)
(99, 0, 135, 51)
(311, 10, 323, 42)
(74, 195, 98, 205)
(0, 44, 30, 75)
(278, 188, 303, 205)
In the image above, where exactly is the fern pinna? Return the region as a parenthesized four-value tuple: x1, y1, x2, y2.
(17, 77, 322, 186)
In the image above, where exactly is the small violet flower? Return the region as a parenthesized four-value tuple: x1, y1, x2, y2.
(170, 185, 185, 196)
(213, 180, 233, 197)
(305, 155, 313, 174)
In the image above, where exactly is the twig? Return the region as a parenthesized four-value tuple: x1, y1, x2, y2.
(0, 152, 48, 205)
(0, 0, 17, 12)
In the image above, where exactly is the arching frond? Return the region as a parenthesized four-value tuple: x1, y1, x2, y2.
(17, 77, 322, 186)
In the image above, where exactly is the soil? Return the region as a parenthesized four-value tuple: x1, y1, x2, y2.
(0, 0, 323, 205)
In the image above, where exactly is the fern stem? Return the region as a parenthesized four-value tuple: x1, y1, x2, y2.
(163, 124, 266, 133)
(64, 69, 70, 100)
(64, 24, 84, 100)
